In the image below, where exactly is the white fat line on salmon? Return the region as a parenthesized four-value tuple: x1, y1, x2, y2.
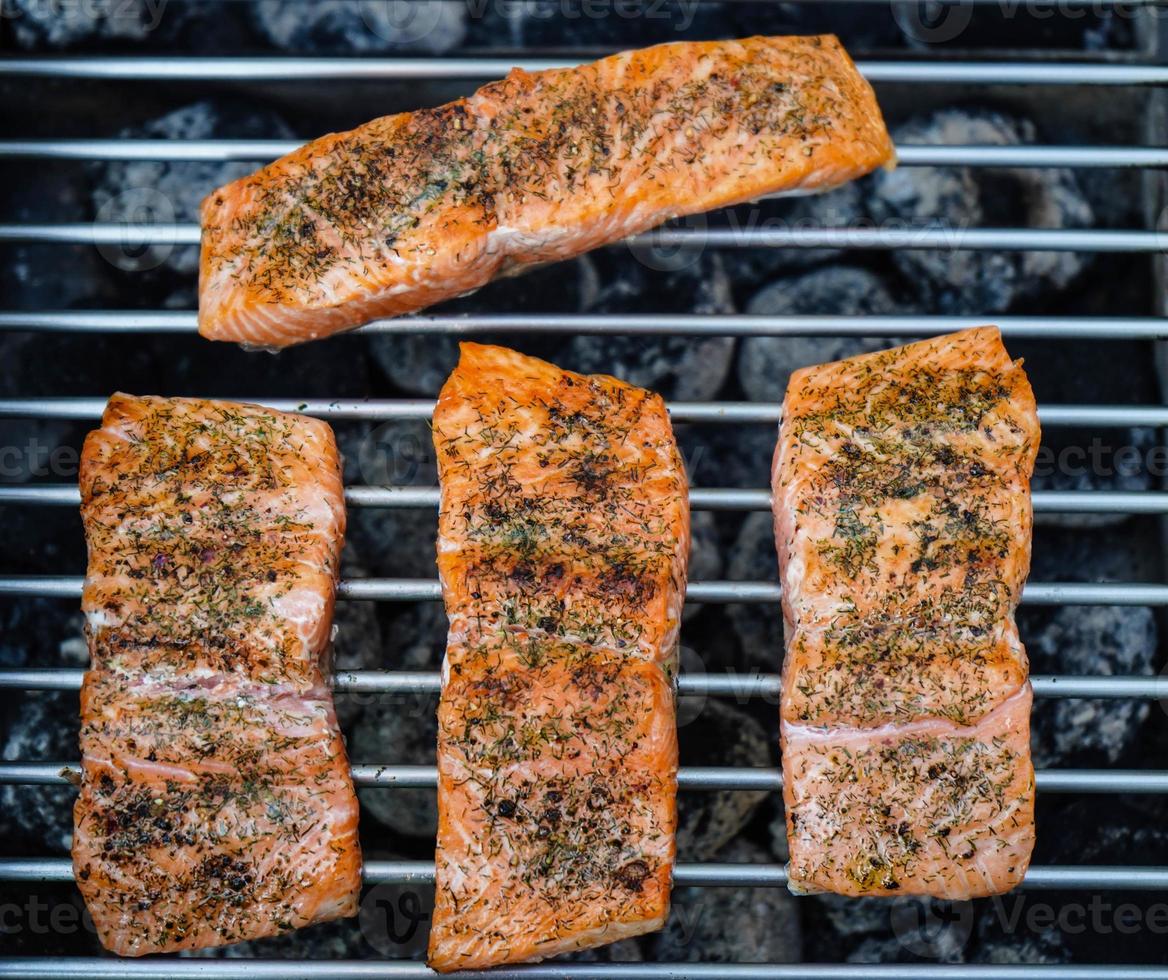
(780, 682, 1033, 743)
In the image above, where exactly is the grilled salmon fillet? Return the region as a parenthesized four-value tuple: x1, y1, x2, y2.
(199, 34, 894, 348)
(773, 327, 1039, 898)
(428, 344, 688, 971)
(74, 394, 361, 955)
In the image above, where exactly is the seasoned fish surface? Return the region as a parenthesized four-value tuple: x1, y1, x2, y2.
(74, 394, 360, 955)
(428, 344, 688, 971)
(773, 328, 1039, 898)
(200, 35, 893, 347)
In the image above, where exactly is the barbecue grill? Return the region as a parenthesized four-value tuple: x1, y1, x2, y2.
(2, 0, 1168, 975)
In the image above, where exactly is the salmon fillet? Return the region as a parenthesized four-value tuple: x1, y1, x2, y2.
(74, 394, 361, 955)
(773, 328, 1039, 898)
(199, 35, 894, 348)
(428, 344, 688, 971)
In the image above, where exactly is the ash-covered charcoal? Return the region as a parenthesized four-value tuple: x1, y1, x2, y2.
(0, 601, 85, 669)
(868, 109, 1094, 315)
(382, 602, 450, 672)
(895, 2, 1137, 53)
(338, 421, 440, 581)
(813, 894, 897, 940)
(561, 332, 735, 403)
(1026, 603, 1156, 767)
(721, 183, 867, 290)
(843, 904, 970, 965)
(249, 0, 466, 54)
(0, 692, 80, 854)
(652, 838, 801, 963)
(350, 598, 445, 840)
(367, 259, 600, 396)
(677, 699, 771, 861)
(0, 425, 85, 578)
(725, 512, 782, 675)
(677, 423, 776, 492)
(560, 252, 736, 402)
(341, 417, 439, 492)
(737, 266, 906, 404)
(0, 166, 106, 310)
(369, 334, 462, 398)
(972, 802, 1167, 964)
(1033, 427, 1158, 530)
(1022, 528, 1158, 767)
(331, 552, 387, 729)
(89, 100, 295, 282)
(5, 0, 192, 48)
(970, 935, 1069, 966)
(682, 512, 723, 623)
(1045, 799, 1168, 864)
(766, 802, 789, 862)
(351, 688, 440, 840)
(183, 918, 368, 959)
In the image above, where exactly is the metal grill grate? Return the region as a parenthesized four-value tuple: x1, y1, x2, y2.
(3, 4, 1168, 977)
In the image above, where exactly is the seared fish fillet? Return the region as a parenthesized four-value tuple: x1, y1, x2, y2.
(773, 328, 1039, 898)
(200, 34, 893, 348)
(74, 394, 360, 955)
(428, 344, 689, 971)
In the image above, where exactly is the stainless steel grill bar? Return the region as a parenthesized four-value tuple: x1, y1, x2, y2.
(1, 224, 1160, 252)
(3, 140, 1165, 169)
(1, 669, 1164, 700)
(2, 58, 1167, 86)
(2, 576, 1166, 605)
(645, 227, 1164, 251)
(2, 398, 1165, 427)
(2, 672, 1168, 700)
(5, 311, 1168, 339)
(5, 857, 1168, 891)
(6, 485, 1168, 516)
(5, 763, 1167, 794)
(2, 963, 1168, 980)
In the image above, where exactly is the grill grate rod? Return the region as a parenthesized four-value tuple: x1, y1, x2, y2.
(3, 311, 1168, 339)
(2, 140, 1164, 169)
(4, 857, 1168, 891)
(4, 485, 1166, 516)
(1, 398, 1165, 427)
(1, 669, 1161, 700)
(2, 762, 1165, 794)
(2, 577, 1166, 605)
(1, 224, 1161, 252)
(1, 963, 1167, 980)
(2, 57, 1167, 86)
